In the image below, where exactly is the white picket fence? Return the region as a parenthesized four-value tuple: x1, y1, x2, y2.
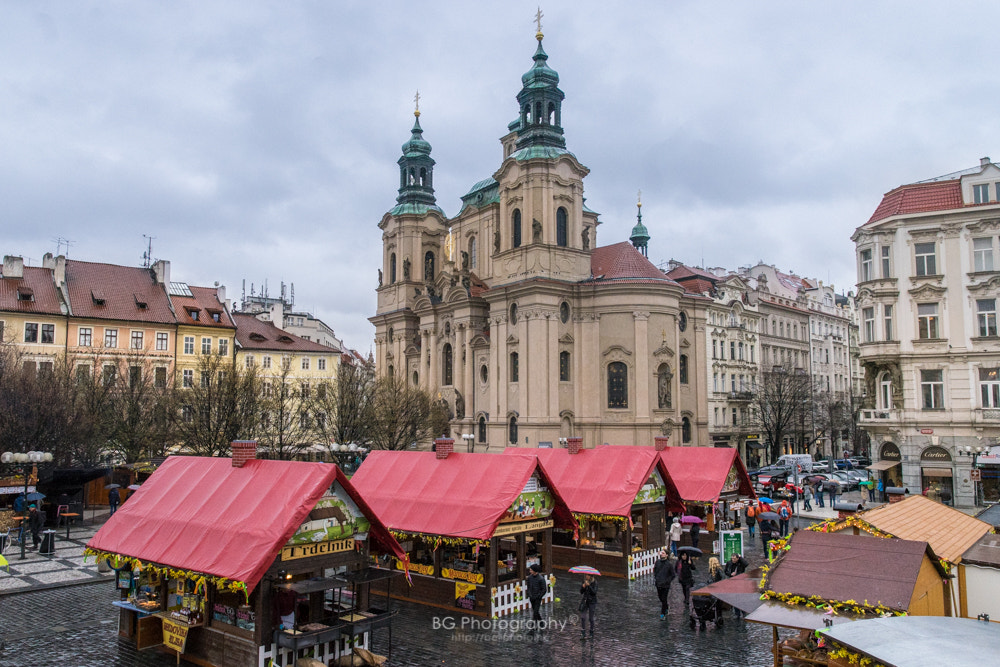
(628, 547, 660, 580)
(259, 632, 368, 667)
(490, 574, 555, 618)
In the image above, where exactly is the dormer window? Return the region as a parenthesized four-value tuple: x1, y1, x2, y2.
(974, 183, 990, 204)
(16, 287, 33, 301)
(91, 289, 105, 305)
(188, 309, 199, 321)
(134, 294, 148, 309)
(249, 332, 266, 342)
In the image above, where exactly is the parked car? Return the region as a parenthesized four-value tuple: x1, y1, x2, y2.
(829, 471, 859, 491)
(748, 464, 792, 478)
(833, 458, 861, 470)
(812, 460, 831, 473)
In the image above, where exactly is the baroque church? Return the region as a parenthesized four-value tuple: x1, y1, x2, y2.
(371, 27, 711, 450)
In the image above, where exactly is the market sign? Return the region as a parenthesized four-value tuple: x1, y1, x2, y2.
(722, 464, 741, 494)
(493, 518, 553, 537)
(500, 473, 554, 523)
(880, 442, 901, 461)
(288, 482, 371, 546)
(281, 538, 354, 561)
(720, 530, 744, 561)
(162, 618, 190, 655)
(634, 469, 667, 505)
(442, 568, 484, 584)
(455, 581, 476, 611)
(395, 560, 434, 576)
(0, 485, 35, 495)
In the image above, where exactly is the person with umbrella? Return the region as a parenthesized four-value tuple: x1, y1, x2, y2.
(813, 478, 825, 508)
(676, 550, 696, 607)
(107, 485, 121, 516)
(578, 573, 598, 639)
(27, 504, 45, 550)
(653, 550, 675, 619)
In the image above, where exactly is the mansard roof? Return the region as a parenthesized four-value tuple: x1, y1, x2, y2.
(866, 179, 963, 226)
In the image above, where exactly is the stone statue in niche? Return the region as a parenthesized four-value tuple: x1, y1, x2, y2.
(402, 258, 411, 280)
(461, 251, 469, 270)
(494, 229, 501, 253)
(658, 366, 673, 409)
(377, 269, 383, 287)
(582, 228, 590, 250)
(532, 218, 542, 243)
(455, 391, 465, 419)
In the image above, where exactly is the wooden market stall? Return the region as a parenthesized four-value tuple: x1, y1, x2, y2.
(504, 439, 684, 579)
(349, 439, 577, 618)
(86, 441, 406, 667)
(657, 438, 756, 551)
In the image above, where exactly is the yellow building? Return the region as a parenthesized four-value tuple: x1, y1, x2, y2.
(0, 255, 67, 371)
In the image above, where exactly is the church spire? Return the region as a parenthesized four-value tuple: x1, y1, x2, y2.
(395, 91, 438, 210)
(514, 10, 566, 150)
(630, 189, 650, 257)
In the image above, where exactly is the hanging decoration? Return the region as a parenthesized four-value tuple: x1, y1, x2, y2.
(84, 548, 249, 603)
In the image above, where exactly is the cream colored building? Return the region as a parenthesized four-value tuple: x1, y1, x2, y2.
(371, 32, 709, 450)
(854, 157, 1000, 505)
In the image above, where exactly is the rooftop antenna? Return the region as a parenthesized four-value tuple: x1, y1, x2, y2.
(52, 237, 74, 257)
(290, 283, 295, 306)
(241, 279, 246, 309)
(142, 235, 156, 268)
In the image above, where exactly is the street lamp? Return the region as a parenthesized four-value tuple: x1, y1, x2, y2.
(1, 449, 54, 560)
(461, 433, 475, 453)
(961, 445, 984, 507)
(558, 437, 568, 448)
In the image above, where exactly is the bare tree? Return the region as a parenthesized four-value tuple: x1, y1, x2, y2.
(307, 362, 375, 453)
(368, 375, 449, 451)
(103, 350, 175, 464)
(751, 367, 812, 464)
(174, 353, 261, 457)
(257, 355, 314, 460)
(812, 387, 851, 462)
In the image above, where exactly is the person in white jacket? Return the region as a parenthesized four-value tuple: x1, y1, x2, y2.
(669, 517, 683, 556)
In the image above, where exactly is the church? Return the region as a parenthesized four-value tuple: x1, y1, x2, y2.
(371, 26, 711, 450)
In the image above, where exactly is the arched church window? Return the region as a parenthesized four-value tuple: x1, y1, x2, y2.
(468, 236, 477, 269)
(559, 351, 570, 382)
(389, 253, 396, 283)
(557, 207, 568, 247)
(419, 167, 427, 186)
(608, 362, 628, 408)
(408, 168, 415, 186)
(535, 101, 542, 124)
(478, 416, 487, 443)
(424, 251, 435, 281)
(442, 344, 453, 385)
(509, 415, 518, 444)
(513, 209, 522, 248)
(387, 364, 394, 377)
(548, 102, 555, 125)
(657, 363, 672, 409)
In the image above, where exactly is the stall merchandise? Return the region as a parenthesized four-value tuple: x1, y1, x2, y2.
(87, 445, 405, 667)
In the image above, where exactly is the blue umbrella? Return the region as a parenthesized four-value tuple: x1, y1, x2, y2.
(757, 497, 773, 504)
(19, 492, 45, 502)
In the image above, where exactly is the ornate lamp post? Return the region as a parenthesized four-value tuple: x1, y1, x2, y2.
(460, 433, 475, 453)
(1, 449, 54, 560)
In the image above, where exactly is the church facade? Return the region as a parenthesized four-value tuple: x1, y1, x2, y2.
(371, 30, 709, 450)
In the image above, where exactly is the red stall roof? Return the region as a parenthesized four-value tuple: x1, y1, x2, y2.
(504, 446, 684, 515)
(657, 446, 756, 503)
(350, 451, 576, 541)
(87, 456, 404, 593)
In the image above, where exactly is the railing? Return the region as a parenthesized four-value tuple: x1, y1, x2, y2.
(627, 547, 660, 581)
(859, 409, 897, 422)
(490, 574, 555, 618)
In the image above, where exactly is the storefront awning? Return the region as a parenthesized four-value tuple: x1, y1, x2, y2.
(921, 467, 953, 478)
(867, 460, 901, 471)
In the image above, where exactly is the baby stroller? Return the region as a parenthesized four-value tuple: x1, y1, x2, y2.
(688, 584, 724, 630)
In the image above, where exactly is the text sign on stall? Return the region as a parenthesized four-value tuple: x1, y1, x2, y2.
(492, 519, 553, 537)
(281, 538, 354, 561)
(162, 618, 190, 655)
(721, 530, 744, 562)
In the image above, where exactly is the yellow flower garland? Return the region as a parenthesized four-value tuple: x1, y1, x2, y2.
(85, 548, 249, 602)
(388, 530, 490, 549)
(575, 513, 629, 529)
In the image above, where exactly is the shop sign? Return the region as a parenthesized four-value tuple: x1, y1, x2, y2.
(721, 530, 744, 561)
(442, 568, 484, 584)
(880, 442, 901, 461)
(455, 581, 476, 611)
(281, 538, 354, 561)
(920, 446, 952, 462)
(0, 485, 35, 495)
(920, 428, 934, 435)
(493, 518, 553, 537)
(235, 606, 255, 631)
(213, 602, 235, 625)
(395, 560, 434, 576)
(162, 618, 190, 654)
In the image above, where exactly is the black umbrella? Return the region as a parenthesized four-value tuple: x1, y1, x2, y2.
(677, 546, 703, 556)
(823, 481, 840, 492)
(104, 483, 121, 490)
(757, 511, 780, 522)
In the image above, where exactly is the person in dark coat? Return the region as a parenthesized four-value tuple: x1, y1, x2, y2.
(745, 504, 757, 542)
(724, 552, 748, 578)
(27, 504, 45, 549)
(690, 521, 701, 551)
(579, 574, 598, 639)
(653, 550, 675, 619)
(108, 487, 121, 516)
(759, 518, 774, 547)
(526, 563, 547, 626)
(676, 552, 696, 607)
(813, 479, 825, 507)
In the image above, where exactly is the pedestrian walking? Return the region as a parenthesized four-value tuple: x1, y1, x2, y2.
(108, 487, 121, 516)
(778, 501, 791, 537)
(759, 517, 774, 547)
(669, 517, 683, 556)
(813, 480, 825, 508)
(745, 504, 757, 542)
(866, 478, 876, 503)
(877, 477, 885, 503)
(526, 563, 547, 627)
(578, 574, 598, 639)
(802, 485, 813, 511)
(677, 552, 696, 607)
(27, 504, 45, 550)
(653, 550, 675, 619)
(690, 521, 701, 551)
(708, 557, 724, 583)
(825, 481, 838, 507)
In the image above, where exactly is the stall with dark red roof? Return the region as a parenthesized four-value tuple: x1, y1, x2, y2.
(505, 439, 684, 578)
(349, 440, 577, 617)
(87, 441, 405, 667)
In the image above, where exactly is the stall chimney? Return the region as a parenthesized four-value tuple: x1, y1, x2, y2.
(435, 437, 454, 459)
(654, 436, 670, 451)
(567, 437, 583, 455)
(232, 440, 258, 468)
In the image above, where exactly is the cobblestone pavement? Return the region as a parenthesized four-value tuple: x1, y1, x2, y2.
(0, 538, 782, 667)
(0, 523, 110, 595)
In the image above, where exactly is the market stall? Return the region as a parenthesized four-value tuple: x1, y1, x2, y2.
(657, 440, 756, 552)
(86, 441, 405, 667)
(349, 439, 576, 617)
(505, 442, 684, 579)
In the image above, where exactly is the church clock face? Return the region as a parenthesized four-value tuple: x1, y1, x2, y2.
(678, 312, 688, 332)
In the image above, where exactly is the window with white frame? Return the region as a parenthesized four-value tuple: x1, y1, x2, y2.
(245, 354, 255, 368)
(184, 336, 195, 354)
(104, 328, 118, 348)
(318, 358, 326, 371)
(974, 183, 990, 204)
(860, 249, 873, 281)
(978, 298, 998, 337)
(973, 237, 995, 272)
(156, 332, 168, 350)
(183, 369, 193, 387)
(883, 304, 893, 341)
(879, 372, 893, 410)
(914, 242, 937, 276)
(201, 337, 211, 355)
(201, 371, 210, 388)
(863, 307, 875, 342)
(881, 246, 891, 278)
(980, 368, 1000, 408)
(917, 303, 939, 339)
(302, 357, 310, 370)
(218, 339, 229, 356)
(41, 324, 54, 344)
(920, 369, 944, 409)
(131, 331, 144, 349)
(79, 327, 92, 346)
(263, 355, 272, 369)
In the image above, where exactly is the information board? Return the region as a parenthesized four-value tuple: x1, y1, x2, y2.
(720, 530, 744, 562)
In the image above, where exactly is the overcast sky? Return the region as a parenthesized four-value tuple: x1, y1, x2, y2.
(3, 2, 997, 351)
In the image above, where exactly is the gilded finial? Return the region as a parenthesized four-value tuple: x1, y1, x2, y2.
(637, 189, 642, 208)
(414, 90, 421, 117)
(534, 6, 544, 41)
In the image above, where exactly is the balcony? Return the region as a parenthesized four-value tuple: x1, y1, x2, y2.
(859, 409, 898, 423)
(974, 408, 1000, 424)
(728, 391, 754, 402)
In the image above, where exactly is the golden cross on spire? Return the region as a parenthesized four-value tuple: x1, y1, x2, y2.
(534, 7, 544, 39)
(414, 90, 421, 117)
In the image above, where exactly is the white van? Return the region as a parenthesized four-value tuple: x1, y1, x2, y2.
(775, 454, 813, 473)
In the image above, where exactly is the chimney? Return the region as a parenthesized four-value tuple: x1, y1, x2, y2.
(982, 156, 992, 168)
(151, 259, 171, 286)
(2, 256, 24, 279)
(435, 437, 454, 459)
(216, 282, 227, 308)
(885, 486, 909, 504)
(655, 436, 670, 451)
(232, 440, 258, 468)
(567, 437, 583, 455)
(833, 500, 864, 519)
(43, 253, 66, 287)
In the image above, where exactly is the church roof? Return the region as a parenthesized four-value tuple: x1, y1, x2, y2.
(589, 242, 677, 284)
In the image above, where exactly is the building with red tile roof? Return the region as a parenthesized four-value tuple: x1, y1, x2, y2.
(0, 255, 67, 370)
